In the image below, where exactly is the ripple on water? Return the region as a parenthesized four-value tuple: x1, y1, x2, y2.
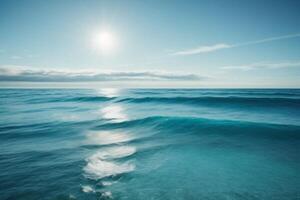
(89, 146, 136, 160)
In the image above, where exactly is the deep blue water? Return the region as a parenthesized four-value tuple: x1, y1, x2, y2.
(0, 89, 299, 200)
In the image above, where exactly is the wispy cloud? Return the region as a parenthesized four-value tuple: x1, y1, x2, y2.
(172, 33, 300, 55)
(0, 66, 204, 82)
(173, 44, 231, 55)
(222, 61, 300, 71)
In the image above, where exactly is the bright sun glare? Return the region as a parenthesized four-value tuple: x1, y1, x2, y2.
(91, 30, 118, 54)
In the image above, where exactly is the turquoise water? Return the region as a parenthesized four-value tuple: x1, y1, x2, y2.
(0, 89, 299, 200)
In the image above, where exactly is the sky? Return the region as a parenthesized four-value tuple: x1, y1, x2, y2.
(0, 0, 300, 88)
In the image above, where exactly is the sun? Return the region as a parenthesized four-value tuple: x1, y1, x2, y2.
(91, 30, 118, 54)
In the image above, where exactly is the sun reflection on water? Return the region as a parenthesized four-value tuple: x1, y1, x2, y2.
(98, 88, 120, 98)
(101, 105, 128, 122)
(86, 130, 133, 145)
(83, 88, 135, 198)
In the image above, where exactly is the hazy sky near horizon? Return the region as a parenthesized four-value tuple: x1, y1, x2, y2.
(0, 0, 300, 88)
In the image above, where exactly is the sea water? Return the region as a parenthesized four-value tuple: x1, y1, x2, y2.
(0, 89, 299, 200)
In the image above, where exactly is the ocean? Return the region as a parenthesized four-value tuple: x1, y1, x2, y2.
(0, 89, 299, 200)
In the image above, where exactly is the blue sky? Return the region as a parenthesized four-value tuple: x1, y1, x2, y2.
(0, 0, 300, 88)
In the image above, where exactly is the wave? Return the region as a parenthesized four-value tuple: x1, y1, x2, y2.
(70, 96, 115, 102)
(24, 96, 114, 104)
(95, 116, 300, 140)
(131, 89, 300, 97)
(117, 96, 300, 107)
(0, 119, 100, 140)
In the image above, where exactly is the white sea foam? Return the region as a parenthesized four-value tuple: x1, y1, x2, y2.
(68, 194, 76, 199)
(84, 158, 135, 180)
(101, 191, 113, 199)
(101, 181, 115, 186)
(81, 185, 95, 193)
(83, 146, 136, 180)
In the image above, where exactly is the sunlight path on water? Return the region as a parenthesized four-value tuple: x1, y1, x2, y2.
(82, 88, 137, 199)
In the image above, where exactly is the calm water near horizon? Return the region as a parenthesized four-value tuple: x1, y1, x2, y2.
(0, 89, 299, 200)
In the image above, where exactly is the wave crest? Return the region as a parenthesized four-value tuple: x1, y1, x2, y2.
(83, 157, 135, 180)
(117, 96, 300, 107)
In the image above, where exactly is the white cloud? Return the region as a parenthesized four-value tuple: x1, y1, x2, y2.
(222, 61, 300, 70)
(172, 33, 300, 55)
(0, 66, 204, 82)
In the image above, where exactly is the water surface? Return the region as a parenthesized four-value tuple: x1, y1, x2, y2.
(0, 89, 299, 200)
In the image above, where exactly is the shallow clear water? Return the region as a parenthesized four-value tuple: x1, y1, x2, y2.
(0, 89, 299, 200)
